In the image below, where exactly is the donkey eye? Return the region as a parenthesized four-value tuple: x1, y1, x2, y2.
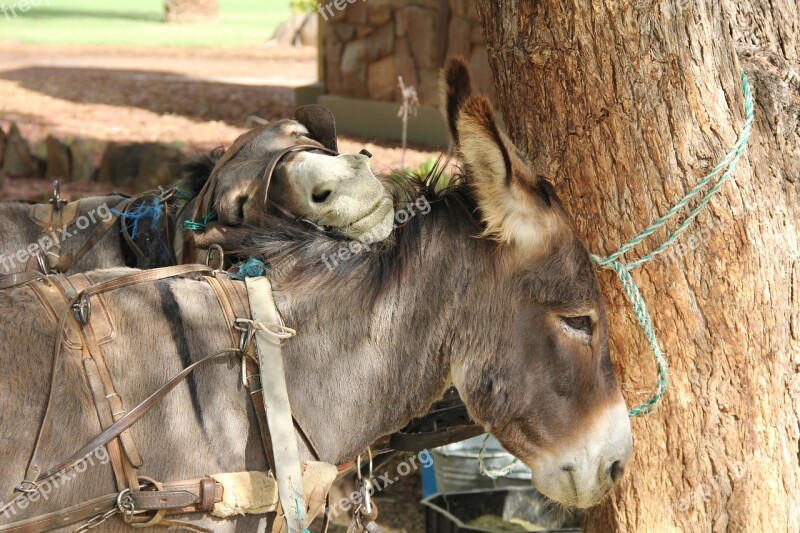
(561, 315, 592, 335)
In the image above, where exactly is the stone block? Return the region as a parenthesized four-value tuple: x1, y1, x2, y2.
(368, 56, 397, 101)
(45, 135, 71, 182)
(366, 22, 395, 62)
(447, 15, 472, 59)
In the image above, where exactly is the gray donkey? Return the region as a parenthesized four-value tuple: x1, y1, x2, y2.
(0, 58, 632, 532)
(0, 107, 393, 275)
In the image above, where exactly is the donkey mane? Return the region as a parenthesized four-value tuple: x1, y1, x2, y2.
(235, 162, 486, 297)
(177, 147, 224, 197)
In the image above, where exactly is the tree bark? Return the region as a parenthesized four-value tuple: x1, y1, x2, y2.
(476, 1, 799, 531)
(164, 0, 218, 24)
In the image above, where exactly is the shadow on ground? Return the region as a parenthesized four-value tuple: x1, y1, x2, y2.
(0, 66, 295, 127)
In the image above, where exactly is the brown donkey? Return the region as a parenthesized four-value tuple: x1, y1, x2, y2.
(0, 59, 630, 532)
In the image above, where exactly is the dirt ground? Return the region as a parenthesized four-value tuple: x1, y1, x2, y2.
(0, 42, 432, 532)
(0, 42, 441, 202)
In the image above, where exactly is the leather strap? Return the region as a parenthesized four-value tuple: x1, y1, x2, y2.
(0, 271, 43, 290)
(9, 265, 213, 508)
(0, 478, 223, 533)
(206, 275, 276, 472)
(26, 200, 80, 272)
(59, 198, 131, 272)
(83, 358, 132, 490)
(246, 277, 307, 533)
(30, 349, 237, 491)
(82, 264, 212, 296)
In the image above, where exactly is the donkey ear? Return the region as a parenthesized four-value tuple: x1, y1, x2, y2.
(294, 104, 338, 153)
(441, 57, 561, 249)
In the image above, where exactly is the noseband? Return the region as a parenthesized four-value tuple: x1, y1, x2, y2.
(190, 123, 338, 227)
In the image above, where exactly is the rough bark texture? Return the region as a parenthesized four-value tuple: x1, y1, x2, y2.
(164, 0, 218, 23)
(476, 1, 799, 531)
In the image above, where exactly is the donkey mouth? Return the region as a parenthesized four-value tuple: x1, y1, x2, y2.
(337, 197, 394, 243)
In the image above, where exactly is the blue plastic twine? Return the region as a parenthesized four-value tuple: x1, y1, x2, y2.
(111, 197, 163, 241)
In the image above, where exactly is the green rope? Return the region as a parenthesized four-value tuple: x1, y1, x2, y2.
(479, 73, 754, 477)
(593, 72, 754, 417)
(478, 434, 521, 478)
(292, 488, 311, 533)
(173, 188, 193, 200)
(183, 211, 218, 232)
(231, 258, 267, 280)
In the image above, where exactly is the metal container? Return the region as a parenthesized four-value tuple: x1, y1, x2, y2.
(432, 435, 532, 494)
(423, 488, 581, 533)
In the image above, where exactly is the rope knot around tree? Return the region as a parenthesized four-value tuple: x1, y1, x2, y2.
(480, 73, 754, 478)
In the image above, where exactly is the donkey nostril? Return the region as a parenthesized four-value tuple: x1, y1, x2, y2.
(236, 197, 247, 221)
(311, 189, 332, 204)
(560, 464, 575, 473)
(609, 460, 625, 484)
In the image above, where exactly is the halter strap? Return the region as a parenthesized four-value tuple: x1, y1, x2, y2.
(191, 122, 338, 226)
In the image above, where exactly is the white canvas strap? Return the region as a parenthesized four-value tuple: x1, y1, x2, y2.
(245, 277, 307, 533)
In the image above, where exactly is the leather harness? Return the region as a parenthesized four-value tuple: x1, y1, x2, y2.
(0, 126, 484, 531)
(0, 266, 350, 533)
(24, 195, 133, 275)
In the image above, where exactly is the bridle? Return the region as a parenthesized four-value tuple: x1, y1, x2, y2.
(182, 124, 340, 268)
(189, 123, 339, 232)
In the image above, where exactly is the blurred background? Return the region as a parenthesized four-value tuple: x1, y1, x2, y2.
(0, 0, 467, 203)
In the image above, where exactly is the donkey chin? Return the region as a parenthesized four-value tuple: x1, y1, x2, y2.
(525, 401, 633, 509)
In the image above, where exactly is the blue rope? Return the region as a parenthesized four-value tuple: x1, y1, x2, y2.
(479, 73, 754, 477)
(111, 197, 162, 241)
(183, 211, 218, 232)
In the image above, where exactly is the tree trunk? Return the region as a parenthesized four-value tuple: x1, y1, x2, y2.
(476, 1, 799, 531)
(164, 0, 218, 24)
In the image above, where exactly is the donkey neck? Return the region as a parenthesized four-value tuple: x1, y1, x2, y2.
(275, 209, 488, 464)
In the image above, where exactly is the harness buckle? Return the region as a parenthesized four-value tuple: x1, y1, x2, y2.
(14, 480, 40, 495)
(72, 292, 92, 326)
(49, 180, 67, 211)
(33, 246, 49, 275)
(116, 488, 136, 520)
(233, 318, 256, 353)
(205, 244, 225, 271)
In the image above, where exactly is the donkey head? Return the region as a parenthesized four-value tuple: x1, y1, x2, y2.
(443, 57, 632, 508)
(211, 109, 394, 243)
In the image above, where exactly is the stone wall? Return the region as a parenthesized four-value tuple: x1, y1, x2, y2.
(322, 0, 495, 106)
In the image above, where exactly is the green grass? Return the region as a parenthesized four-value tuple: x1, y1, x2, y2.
(0, 0, 293, 48)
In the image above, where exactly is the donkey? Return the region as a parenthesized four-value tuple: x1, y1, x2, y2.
(0, 107, 393, 275)
(0, 58, 631, 532)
